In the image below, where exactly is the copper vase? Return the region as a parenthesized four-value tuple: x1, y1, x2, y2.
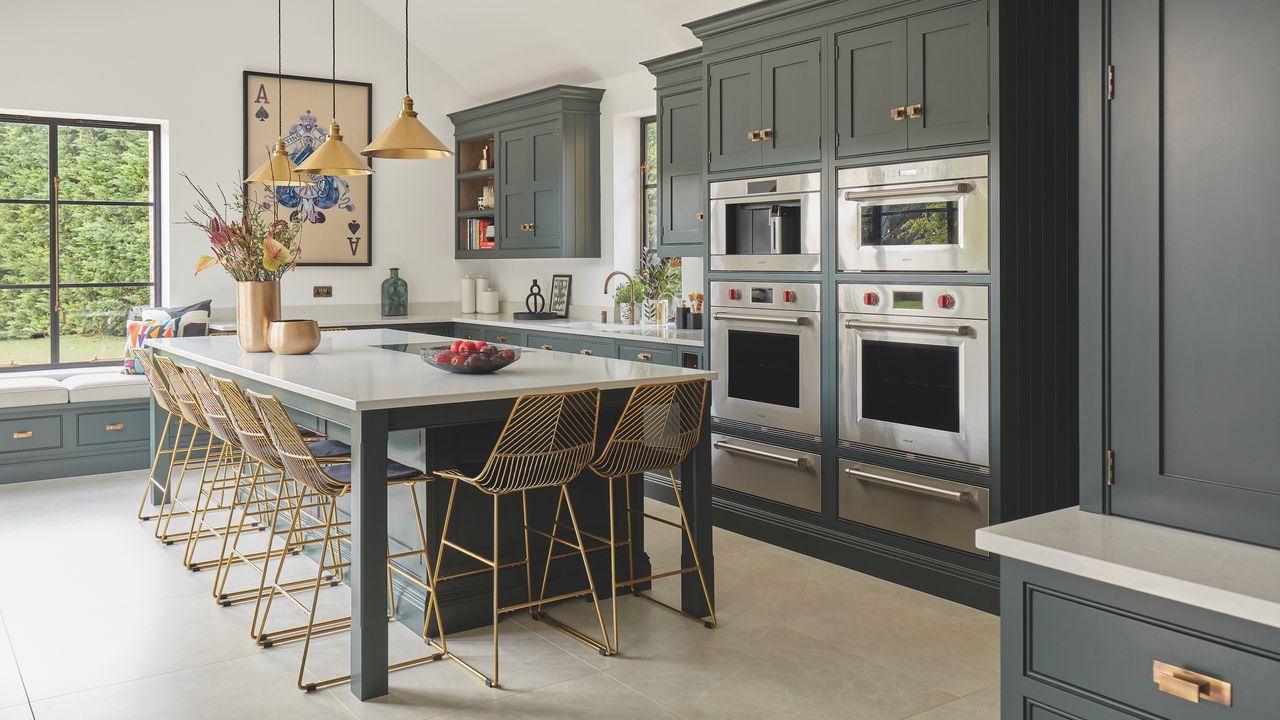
(236, 281, 281, 353)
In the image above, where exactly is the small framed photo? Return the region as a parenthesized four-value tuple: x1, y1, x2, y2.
(549, 274, 572, 318)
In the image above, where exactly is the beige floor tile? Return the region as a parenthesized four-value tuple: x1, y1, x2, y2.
(0, 704, 33, 720)
(0, 615, 28, 711)
(27, 650, 353, 720)
(905, 684, 1000, 719)
(433, 672, 681, 720)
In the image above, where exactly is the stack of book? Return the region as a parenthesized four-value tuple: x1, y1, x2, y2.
(463, 218, 495, 250)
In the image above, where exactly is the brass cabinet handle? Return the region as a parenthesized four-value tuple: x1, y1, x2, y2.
(696, 211, 705, 221)
(891, 106, 908, 121)
(495, 335, 507, 342)
(758, 127, 773, 139)
(541, 344, 554, 350)
(746, 130, 761, 142)
(464, 335, 474, 340)
(579, 349, 593, 356)
(1153, 661, 1232, 706)
(104, 422, 125, 432)
(520, 223, 535, 232)
(12, 430, 33, 440)
(906, 103, 924, 119)
(637, 353, 652, 361)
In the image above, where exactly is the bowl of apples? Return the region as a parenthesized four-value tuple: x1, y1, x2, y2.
(421, 340, 521, 374)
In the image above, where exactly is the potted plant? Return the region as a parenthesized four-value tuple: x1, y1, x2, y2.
(184, 174, 302, 352)
(634, 250, 682, 324)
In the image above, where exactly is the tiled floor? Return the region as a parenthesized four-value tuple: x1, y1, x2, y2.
(0, 470, 999, 719)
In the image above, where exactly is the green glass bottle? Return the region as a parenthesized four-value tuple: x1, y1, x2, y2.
(381, 267, 408, 317)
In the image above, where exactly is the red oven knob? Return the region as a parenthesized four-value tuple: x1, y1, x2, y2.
(783, 290, 796, 303)
(937, 293, 956, 310)
(863, 291, 880, 306)
(728, 288, 741, 301)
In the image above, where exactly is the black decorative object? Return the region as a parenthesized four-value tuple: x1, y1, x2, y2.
(512, 279, 559, 320)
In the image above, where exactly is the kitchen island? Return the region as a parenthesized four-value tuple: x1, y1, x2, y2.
(147, 328, 716, 700)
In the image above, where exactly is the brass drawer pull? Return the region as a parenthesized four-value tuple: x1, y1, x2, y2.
(579, 349, 593, 356)
(891, 106, 907, 121)
(540, 344, 554, 350)
(696, 211, 705, 221)
(1153, 661, 1231, 706)
(495, 335, 507, 342)
(906, 103, 923, 119)
(12, 430, 33, 440)
(520, 223, 536, 232)
(758, 127, 773, 140)
(105, 422, 125, 432)
(746, 130, 761, 142)
(637, 353, 652, 361)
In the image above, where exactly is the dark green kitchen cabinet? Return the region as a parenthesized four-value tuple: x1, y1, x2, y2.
(644, 48, 706, 257)
(448, 85, 603, 259)
(708, 41, 821, 172)
(835, 2, 988, 157)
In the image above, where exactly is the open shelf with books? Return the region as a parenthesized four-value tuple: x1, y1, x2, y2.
(455, 134, 496, 256)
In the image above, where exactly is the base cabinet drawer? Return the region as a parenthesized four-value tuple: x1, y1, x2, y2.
(483, 328, 525, 346)
(453, 324, 485, 341)
(615, 343, 676, 366)
(527, 333, 612, 358)
(711, 433, 821, 512)
(1027, 587, 1278, 719)
(838, 460, 989, 555)
(77, 408, 149, 447)
(0, 415, 63, 454)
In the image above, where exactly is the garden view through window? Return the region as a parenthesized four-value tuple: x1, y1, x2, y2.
(0, 115, 160, 369)
(641, 115, 657, 250)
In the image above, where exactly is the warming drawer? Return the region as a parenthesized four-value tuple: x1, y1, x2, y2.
(837, 459, 989, 555)
(711, 433, 821, 512)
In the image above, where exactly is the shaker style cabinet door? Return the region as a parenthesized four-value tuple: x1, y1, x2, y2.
(708, 55, 763, 172)
(836, 22, 909, 157)
(905, 1, 989, 148)
(496, 125, 531, 247)
(760, 41, 822, 166)
(526, 120, 562, 249)
(659, 88, 705, 251)
(1106, 0, 1280, 547)
(498, 121, 561, 251)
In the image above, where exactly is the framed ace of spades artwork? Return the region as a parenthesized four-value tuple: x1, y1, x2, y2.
(243, 71, 373, 266)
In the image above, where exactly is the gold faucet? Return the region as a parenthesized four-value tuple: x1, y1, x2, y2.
(604, 270, 638, 325)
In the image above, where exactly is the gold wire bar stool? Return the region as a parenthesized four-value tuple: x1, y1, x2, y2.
(544, 379, 715, 655)
(248, 390, 446, 693)
(429, 388, 610, 689)
(152, 355, 234, 552)
(130, 349, 192, 526)
(209, 375, 351, 618)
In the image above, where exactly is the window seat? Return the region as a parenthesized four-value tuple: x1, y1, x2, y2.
(0, 371, 148, 408)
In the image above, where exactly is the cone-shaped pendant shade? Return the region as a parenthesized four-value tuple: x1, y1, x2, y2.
(363, 96, 453, 159)
(294, 122, 373, 177)
(246, 139, 314, 186)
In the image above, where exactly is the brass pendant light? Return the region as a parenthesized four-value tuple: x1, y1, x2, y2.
(363, 0, 453, 159)
(295, 0, 373, 177)
(247, 0, 312, 186)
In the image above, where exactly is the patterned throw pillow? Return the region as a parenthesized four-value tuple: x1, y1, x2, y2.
(121, 317, 182, 374)
(137, 299, 212, 337)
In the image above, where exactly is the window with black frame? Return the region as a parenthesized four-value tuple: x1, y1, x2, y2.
(0, 115, 161, 370)
(641, 115, 657, 250)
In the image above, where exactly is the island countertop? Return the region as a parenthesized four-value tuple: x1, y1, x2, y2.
(148, 328, 715, 412)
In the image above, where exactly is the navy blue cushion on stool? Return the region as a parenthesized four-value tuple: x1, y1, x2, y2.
(323, 459, 424, 485)
(297, 424, 323, 438)
(307, 439, 351, 458)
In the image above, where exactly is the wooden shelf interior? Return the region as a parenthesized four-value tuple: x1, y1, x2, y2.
(458, 176, 495, 213)
(456, 134, 496, 254)
(457, 135, 494, 175)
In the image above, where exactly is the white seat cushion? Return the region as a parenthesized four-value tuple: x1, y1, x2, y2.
(61, 372, 151, 403)
(0, 377, 69, 408)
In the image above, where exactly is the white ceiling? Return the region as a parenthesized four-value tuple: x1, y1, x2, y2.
(357, 0, 745, 102)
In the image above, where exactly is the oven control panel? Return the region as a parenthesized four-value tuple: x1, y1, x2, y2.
(838, 284, 988, 319)
(710, 282, 821, 311)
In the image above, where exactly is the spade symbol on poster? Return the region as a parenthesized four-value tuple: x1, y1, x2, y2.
(255, 106, 269, 122)
(347, 221, 361, 235)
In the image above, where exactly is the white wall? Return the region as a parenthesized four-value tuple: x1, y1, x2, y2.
(0, 1, 690, 316)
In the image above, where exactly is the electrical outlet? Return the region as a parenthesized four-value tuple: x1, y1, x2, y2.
(313, 286, 333, 298)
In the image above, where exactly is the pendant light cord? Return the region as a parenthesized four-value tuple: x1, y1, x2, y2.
(331, 0, 337, 120)
(404, 0, 410, 97)
(277, 0, 283, 136)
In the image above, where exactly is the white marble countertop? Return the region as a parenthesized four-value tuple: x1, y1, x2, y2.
(977, 508, 1280, 630)
(149, 328, 715, 412)
(208, 308, 704, 347)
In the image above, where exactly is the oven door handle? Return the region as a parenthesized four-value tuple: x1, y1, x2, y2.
(843, 468, 971, 503)
(843, 181, 973, 202)
(714, 441, 811, 469)
(843, 320, 972, 336)
(713, 313, 811, 326)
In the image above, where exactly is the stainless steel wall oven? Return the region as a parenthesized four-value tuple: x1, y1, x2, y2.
(710, 281, 821, 441)
(710, 172, 821, 272)
(838, 283, 989, 471)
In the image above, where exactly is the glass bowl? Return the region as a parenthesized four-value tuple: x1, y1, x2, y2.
(420, 343, 521, 374)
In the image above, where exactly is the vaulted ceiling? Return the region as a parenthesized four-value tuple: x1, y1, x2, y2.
(356, 0, 746, 102)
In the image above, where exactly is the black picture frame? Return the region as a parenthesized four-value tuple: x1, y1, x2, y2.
(243, 70, 373, 267)
(549, 274, 572, 318)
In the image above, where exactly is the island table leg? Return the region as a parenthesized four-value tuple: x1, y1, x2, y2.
(679, 400, 714, 618)
(349, 410, 390, 700)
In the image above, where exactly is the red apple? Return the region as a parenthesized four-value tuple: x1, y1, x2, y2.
(434, 351, 454, 365)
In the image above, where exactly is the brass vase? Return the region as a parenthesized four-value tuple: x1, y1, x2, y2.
(236, 281, 281, 353)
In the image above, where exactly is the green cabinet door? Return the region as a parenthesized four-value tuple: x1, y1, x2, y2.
(906, 1, 989, 148)
(527, 120, 563, 249)
(658, 88, 705, 253)
(836, 22, 909, 157)
(760, 41, 822, 166)
(497, 125, 531, 247)
(708, 55, 763, 172)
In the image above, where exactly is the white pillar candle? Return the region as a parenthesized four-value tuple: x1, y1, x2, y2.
(459, 277, 477, 314)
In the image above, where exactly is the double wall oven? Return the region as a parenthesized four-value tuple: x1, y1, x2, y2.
(710, 172, 821, 272)
(709, 281, 821, 442)
(838, 283, 989, 471)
